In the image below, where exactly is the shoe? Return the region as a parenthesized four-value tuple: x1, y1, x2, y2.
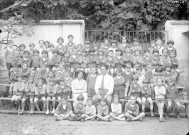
(81, 118, 85, 122)
(46, 110, 49, 115)
(159, 118, 162, 122)
(107, 118, 112, 122)
(96, 118, 100, 121)
(176, 115, 181, 120)
(150, 112, 154, 117)
(51, 109, 55, 114)
(55, 117, 60, 121)
(162, 118, 166, 122)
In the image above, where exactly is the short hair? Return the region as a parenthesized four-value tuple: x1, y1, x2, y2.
(68, 34, 74, 38)
(100, 98, 107, 103)
(23, 50, 29, 55)
(57, 37, 64, 42)
(29, 43, 35, 47)
(76, 70, 84, 78)
(129, 96, 136, 100)
(100, 64, 108, 70)
(19, 44, 26, 48)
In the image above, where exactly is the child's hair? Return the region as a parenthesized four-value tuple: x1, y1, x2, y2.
(152, 49, 159, 54)
(77, 94, 84, 101)
(57, 37, 64, 43)
(23, 50, 30, 55)
(38, 40, 44, 44)
(29, 43, 35, 47)
(100, 98, 107, 103)
(113, 94, 119, 100)
(68, 34, 74, 38)
(19, 44, 26, 49)
(167, 39, 174, 45)
(156, 78, 163, 83)
(33, 49, 40, 54)
(52, 49, 58, 54)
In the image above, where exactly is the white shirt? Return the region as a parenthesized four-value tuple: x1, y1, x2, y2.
(95, 74, 114, 95)
(71, 78, 87, 94)
(154, 86, 166, 99)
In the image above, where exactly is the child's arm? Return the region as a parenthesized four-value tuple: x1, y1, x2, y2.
(132, 104, 139, 116)
(55, 103, 62, 115)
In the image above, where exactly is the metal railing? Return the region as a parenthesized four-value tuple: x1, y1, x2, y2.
(85, 30, 167, 43)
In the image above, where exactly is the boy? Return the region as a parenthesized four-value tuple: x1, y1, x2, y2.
(96, 98, 111, 122)
(40, 50, 50, 69)
(108, 40, 118, 56)
(148, 40, 157, 54)
(109, 95, 125, 121)
(132, 49, 142, 65)
(165, 78, 182, 120)
(166, 40, 177, 57)
(11, 50, 21, 68)
(79, 50, 88, 74)
(20, 63, 30, 81)
(20, 50, 31, 68)
(151, 49, 160, 67)
(19, 44, 26, 58)
(142, 49, 152, 66)
(123, 47, 133, 62)
(114, 49, 124, 72)
(70, 95, 86, 121)
(156, 38, 164, 55)
(50, 49, 62, 70)
(31, 49, 40, 70)
(131, 39, 142, 53)
(162, 64, 174, 84)
(55, 37, 66, 57)
(124, 96, 145, 121)
(29, 43, 35, 57)
(160, 49, 171, 67)
(96, 49, 106, 74)
(54, 97, 73, 121)
(69, 48, 80, 77)
(66, 35, 76, 53)
(141, 79, 154, 116)
(118, 36, 127, 51)
(84, 41, 91, 55)
(106, 50, 115, 76)
(87, 49, 97, 73)
(9, 67, 20, 96)
(85, 98, 96, 121)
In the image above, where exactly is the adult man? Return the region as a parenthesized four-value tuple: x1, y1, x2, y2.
(93, 64, 114, 106)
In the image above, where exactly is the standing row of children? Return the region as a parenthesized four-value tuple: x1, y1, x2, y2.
(4, 35, 184, 122)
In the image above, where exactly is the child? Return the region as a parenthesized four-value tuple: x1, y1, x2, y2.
(69, 48, 80, 77)
(114, 49, 124, 72)
(31, 49, 40, 70)
(87, 49, 97, 73)
(19, 44, 26, 58)
(154, 78, 166, 122)
(20, 63, 30, 81)
(86, 67, 97, 98)
(84, 41, 91, 55)
(141, 79, 154, 116)
(11, 75, 25, 111)
(109, 95, 125, 121)
(29, 43, 35, 57)
(63, 70, 73, 98)
(66, 35, 76, 53)
(11, 50, 21, 68)
(142, 49, 152, 66)
(156, 38, 164, 55)
(108, 40, 118, 56)
(38, 40, 45, 50)
(123, 47, 133, 62)
(85, 98, 96, 121)
(118, 36, 127, 51)
(54, 97, 73, 121)
(128, 76, 142, 105)
(76, 44, 83, 55)
(96, 98, 111, 122)
(114, 69, 125, 100)
(40, 50, 50, 69)
(20, 50, 31, 68)
(70, 95, 86, 121)
(34, 78, 46, 112)
(165, 79, 181, 120)
(50, 49, 62, 70)
(48, 43, 55, 60)
(166, 40, 177, 57)
(5, 40, 15, 75)
(124, 96, 145, 121)
(61, 51, 71, 68)
(79, 50, 88, 74)
(144, 64, 154, 88)
(96, 49, 106, 74)
(55, 37, 66, 57)
(131, 39, 142, 53)
(151, 49, 160, 67)
(20, 78, 35, 114)
(46, 80, 56, 114)
(106, 50, 115, 76)
(55, 64, 66, 81)
(56, 78, 71, 103)
(160, 49, 171, 67)
(132, 49, 142, 65)
(149, 40, 157, 54)
(169, 51, 179, 67)
(162, 64, 174, 84)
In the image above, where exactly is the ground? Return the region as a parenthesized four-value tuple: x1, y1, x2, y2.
(0, 114, 188, 135)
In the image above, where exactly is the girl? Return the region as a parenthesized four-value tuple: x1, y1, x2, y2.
(21, 78, 35, 114)
(56, 79, 69, 103)
(85, 98, 96, 121)
(11, 50, 21, 68)
(96, 98, 111, 122)
(11, 75, 25, 111)
(34, 78, 46, 112)
(86, 67, 97, 98)
(108, 40, 118, 56)
(46, 80, 56, 114)
(69, 48, 80, 77)
(114, 49, 124, 72)
(87, 49, 97, 73)
(141, 80, 154, 116)
(55, 37, 66, 57)
(109, 95, 125, 121)
(154, 78, 166, 122)
(80, 50, 88, 74)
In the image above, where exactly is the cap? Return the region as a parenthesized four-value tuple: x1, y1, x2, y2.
(77, 94, 84, 101)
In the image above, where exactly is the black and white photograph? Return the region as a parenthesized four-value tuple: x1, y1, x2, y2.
(0, 0, 188, 135)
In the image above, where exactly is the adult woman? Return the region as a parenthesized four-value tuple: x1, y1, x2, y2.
(71, 71, 87, 105)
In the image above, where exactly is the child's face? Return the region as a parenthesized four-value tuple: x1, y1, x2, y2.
(53, 52, 58, 57)
(116, 51, 121, 56)
(153, 52, 159, 57)
(49, 72, 54, 77)
(117, 72, 122, 76)
(166, 67, 171, 72)
(23, 53, 29, 58)
(58, 39, 64, 44)
(82, 52, 86, 56)
(112, 43, 116, 48)
(162, 50, 168, 56)
(22, 64, 28, 70)
(135, 51, 140, 55)
(60, 81, 65, 86)
(143, 83, 148, 87)
(136, 69, 141, 74)
(87, 100, 92, 106)
(91, 68, 96, 74)
(77, 73, 83, 79)
(78, 100, 83, 104)
(101, 101, 106, 106)
(130, 97, 136, 104)
(168, 43, 173, 48)
(104, 40, 109, 45)
(170, 52, 175, 58)
(156, 79, 162, 86)
(77, 46, 82, 51)
(64, 72, 70, 78)
(85, 44, 90, 49)
(49, 81, 54, 86)
(29, 46, 35, 51)
(20, 47, 25, 51)
(150, 43, 156, 47)
(42, 53, 48, 58)
(114, 98, 119, 104)
(122, 38, 126, 43)
(33, 52, 39, 57)
(62, 99, 67, 105)
(28, 79, 33, 84)
(14, 51, 19, 57)
(72, 50, 77, 55)
(49, 46, 54, 51)
(144, 52, 150, 57)
(38, 80, 43, 86)
(168, 81, 174, 86)
(68, 37, 73, 43)
(8, 42, 13, 48)
(125, 67, 130, 72)
(108, 51, 113, 57)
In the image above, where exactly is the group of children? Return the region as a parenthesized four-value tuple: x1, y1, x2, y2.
(4, 35, 184, 122)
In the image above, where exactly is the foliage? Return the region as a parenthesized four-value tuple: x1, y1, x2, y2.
(0, 0, 188, 32)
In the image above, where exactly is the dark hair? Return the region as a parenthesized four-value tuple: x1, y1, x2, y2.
(101, 64, 108, 70)
(76, 70, 84, 78)
(68, 34, 74, 38)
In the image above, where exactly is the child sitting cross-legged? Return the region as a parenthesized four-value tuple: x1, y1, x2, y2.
(54, 97, 73, 121)
(84, 98, 96, 121)
(109, 95, 125, 121)
(124, 96, 145, 122)
(69, 94, 86, 122)
(96, 98, 111, 122)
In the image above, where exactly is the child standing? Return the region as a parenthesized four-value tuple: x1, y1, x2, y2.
(154, 78, 166, 122)
(55, 37, 66, 57)
(70, 95, 86, 121)
(84, 98, 96, 121)
(86, 67, 97, 98)
(20, 50, 31, 67)
(54, 97, 73, 121)
(96, 98, 111, 122)
(109, 95, 125, 121)
(166, 40, 177, 57)
(31, 49, 40, 70)
(124, 96, 145, 121)
(106, 50, 115, 76)
(49, 49, 62, 70)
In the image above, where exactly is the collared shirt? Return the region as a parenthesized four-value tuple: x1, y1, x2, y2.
(95, 74, 114, 95)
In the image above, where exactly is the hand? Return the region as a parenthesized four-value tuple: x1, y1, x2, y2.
(128, 110, 133, 114)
